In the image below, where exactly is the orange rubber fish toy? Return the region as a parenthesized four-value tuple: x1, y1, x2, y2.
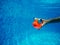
(32, 18, 48, 30)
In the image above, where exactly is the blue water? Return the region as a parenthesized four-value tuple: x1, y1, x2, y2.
(0, 0, 60, 45)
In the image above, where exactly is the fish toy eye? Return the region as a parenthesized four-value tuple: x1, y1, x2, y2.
(38, 18, 43, 23)
(34, 18, 38, 20)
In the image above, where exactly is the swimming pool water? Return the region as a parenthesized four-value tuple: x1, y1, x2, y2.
(0, 0, 60, 45)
